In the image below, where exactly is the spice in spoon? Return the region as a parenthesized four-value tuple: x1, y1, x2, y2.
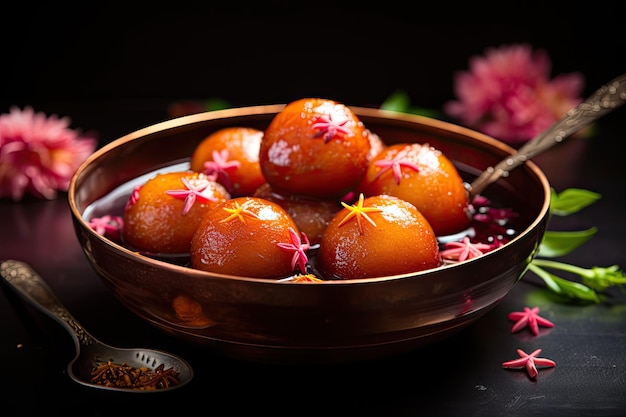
(90, 360, 180, 390)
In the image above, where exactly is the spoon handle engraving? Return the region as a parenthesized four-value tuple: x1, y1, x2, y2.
(0, 259, 96, 346)
(469, 73, 626, 200)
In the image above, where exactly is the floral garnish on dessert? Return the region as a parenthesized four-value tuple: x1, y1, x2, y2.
(165, 175, 223, 215)
(372, 148, 420, 184)
(219, 199, 261, 223)
(312, 113, 351, 142)
(199, 149, 241, 191)
(277, 227, 312, 274)
(337, 193, 382, 233)
(88, 215, 124, 241)
(440, 236, 493, 263)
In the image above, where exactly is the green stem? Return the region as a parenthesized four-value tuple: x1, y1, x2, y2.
(531, 258, 593, 278)
(527, 262, 602, 303)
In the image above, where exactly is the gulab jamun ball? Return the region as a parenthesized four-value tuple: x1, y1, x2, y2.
(317, 194, 441, 280)
(190, 126, 265, 196)
(254, 183, 341, 245)
(122, 171, 230, 254)
(358, 143, 471, 236)
(190, 196, 305, 279)
(259, 98, 372, 200)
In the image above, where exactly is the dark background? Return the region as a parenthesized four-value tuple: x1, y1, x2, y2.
(3, 4, 626, 415)
(3, 1, 625, 145)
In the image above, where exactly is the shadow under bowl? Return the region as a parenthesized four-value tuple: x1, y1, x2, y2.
(69, 105, 550, 364)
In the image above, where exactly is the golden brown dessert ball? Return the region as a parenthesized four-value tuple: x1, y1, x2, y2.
(318, 194, 441, 280)
(190, 196, 306, 278)
(190, 126, 266, 196)
(357, 143, 471, 236)
(253, 183, 341, 245)
(122, 171, 230, 254)
(259, 98, 372, 200)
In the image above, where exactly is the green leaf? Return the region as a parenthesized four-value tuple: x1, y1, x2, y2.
(381, 90, 411, 113)
(550, 188, 601, 216)
(203, 98, 231, 111)
(537, 227, 598, 258)
(380, 91, 442, 118)
(528, 263, 601, 303)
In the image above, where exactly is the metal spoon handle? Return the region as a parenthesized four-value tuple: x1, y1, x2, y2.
(0, 259, 97, 346)
(468, 73, 626, 200)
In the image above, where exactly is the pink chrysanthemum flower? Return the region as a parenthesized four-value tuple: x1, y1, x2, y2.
(0, 106, 97, 201)
(444, 44, 585, 144)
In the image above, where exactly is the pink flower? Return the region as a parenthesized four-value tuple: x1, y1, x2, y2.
(0, 106, 97, 201)
(508, 306, 555, 336)
(502, 348, 556, 379)
(440, 236, 493, 262)
(89, 215, 124, 241)
(277, 227, 312, 274)
(444, 44, 585, 144)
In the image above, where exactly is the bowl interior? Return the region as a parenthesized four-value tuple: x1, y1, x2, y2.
(69, 105, 551, 363)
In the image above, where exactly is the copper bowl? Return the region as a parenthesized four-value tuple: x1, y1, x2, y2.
(68, 104, 550, 363)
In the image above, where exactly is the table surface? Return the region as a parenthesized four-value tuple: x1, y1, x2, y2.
(1, 105, 625, 416)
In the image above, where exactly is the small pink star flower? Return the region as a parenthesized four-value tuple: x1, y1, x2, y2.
(312, 114, 350, 142)
(502, 348, 556, 379)
(277, 227, 311, 273)
(373, 149, 419, 184)
(509, 306, 554, 335)
(89, 215, 123, 241)
(440, 236, 493, 262)
(165, 176, 220, 215)
(202, 149, 241, 192)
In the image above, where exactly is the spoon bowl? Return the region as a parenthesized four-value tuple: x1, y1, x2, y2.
(0, 259, 193, 393)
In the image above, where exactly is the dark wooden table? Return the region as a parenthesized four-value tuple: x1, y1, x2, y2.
(1, 104, 625, 416)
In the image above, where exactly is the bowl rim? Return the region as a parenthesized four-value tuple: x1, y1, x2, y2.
(68, 104, 551, 285)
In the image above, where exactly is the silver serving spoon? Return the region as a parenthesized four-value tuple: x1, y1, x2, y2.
(0, 259, 193, 393)
(467, 73, 626, 201)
